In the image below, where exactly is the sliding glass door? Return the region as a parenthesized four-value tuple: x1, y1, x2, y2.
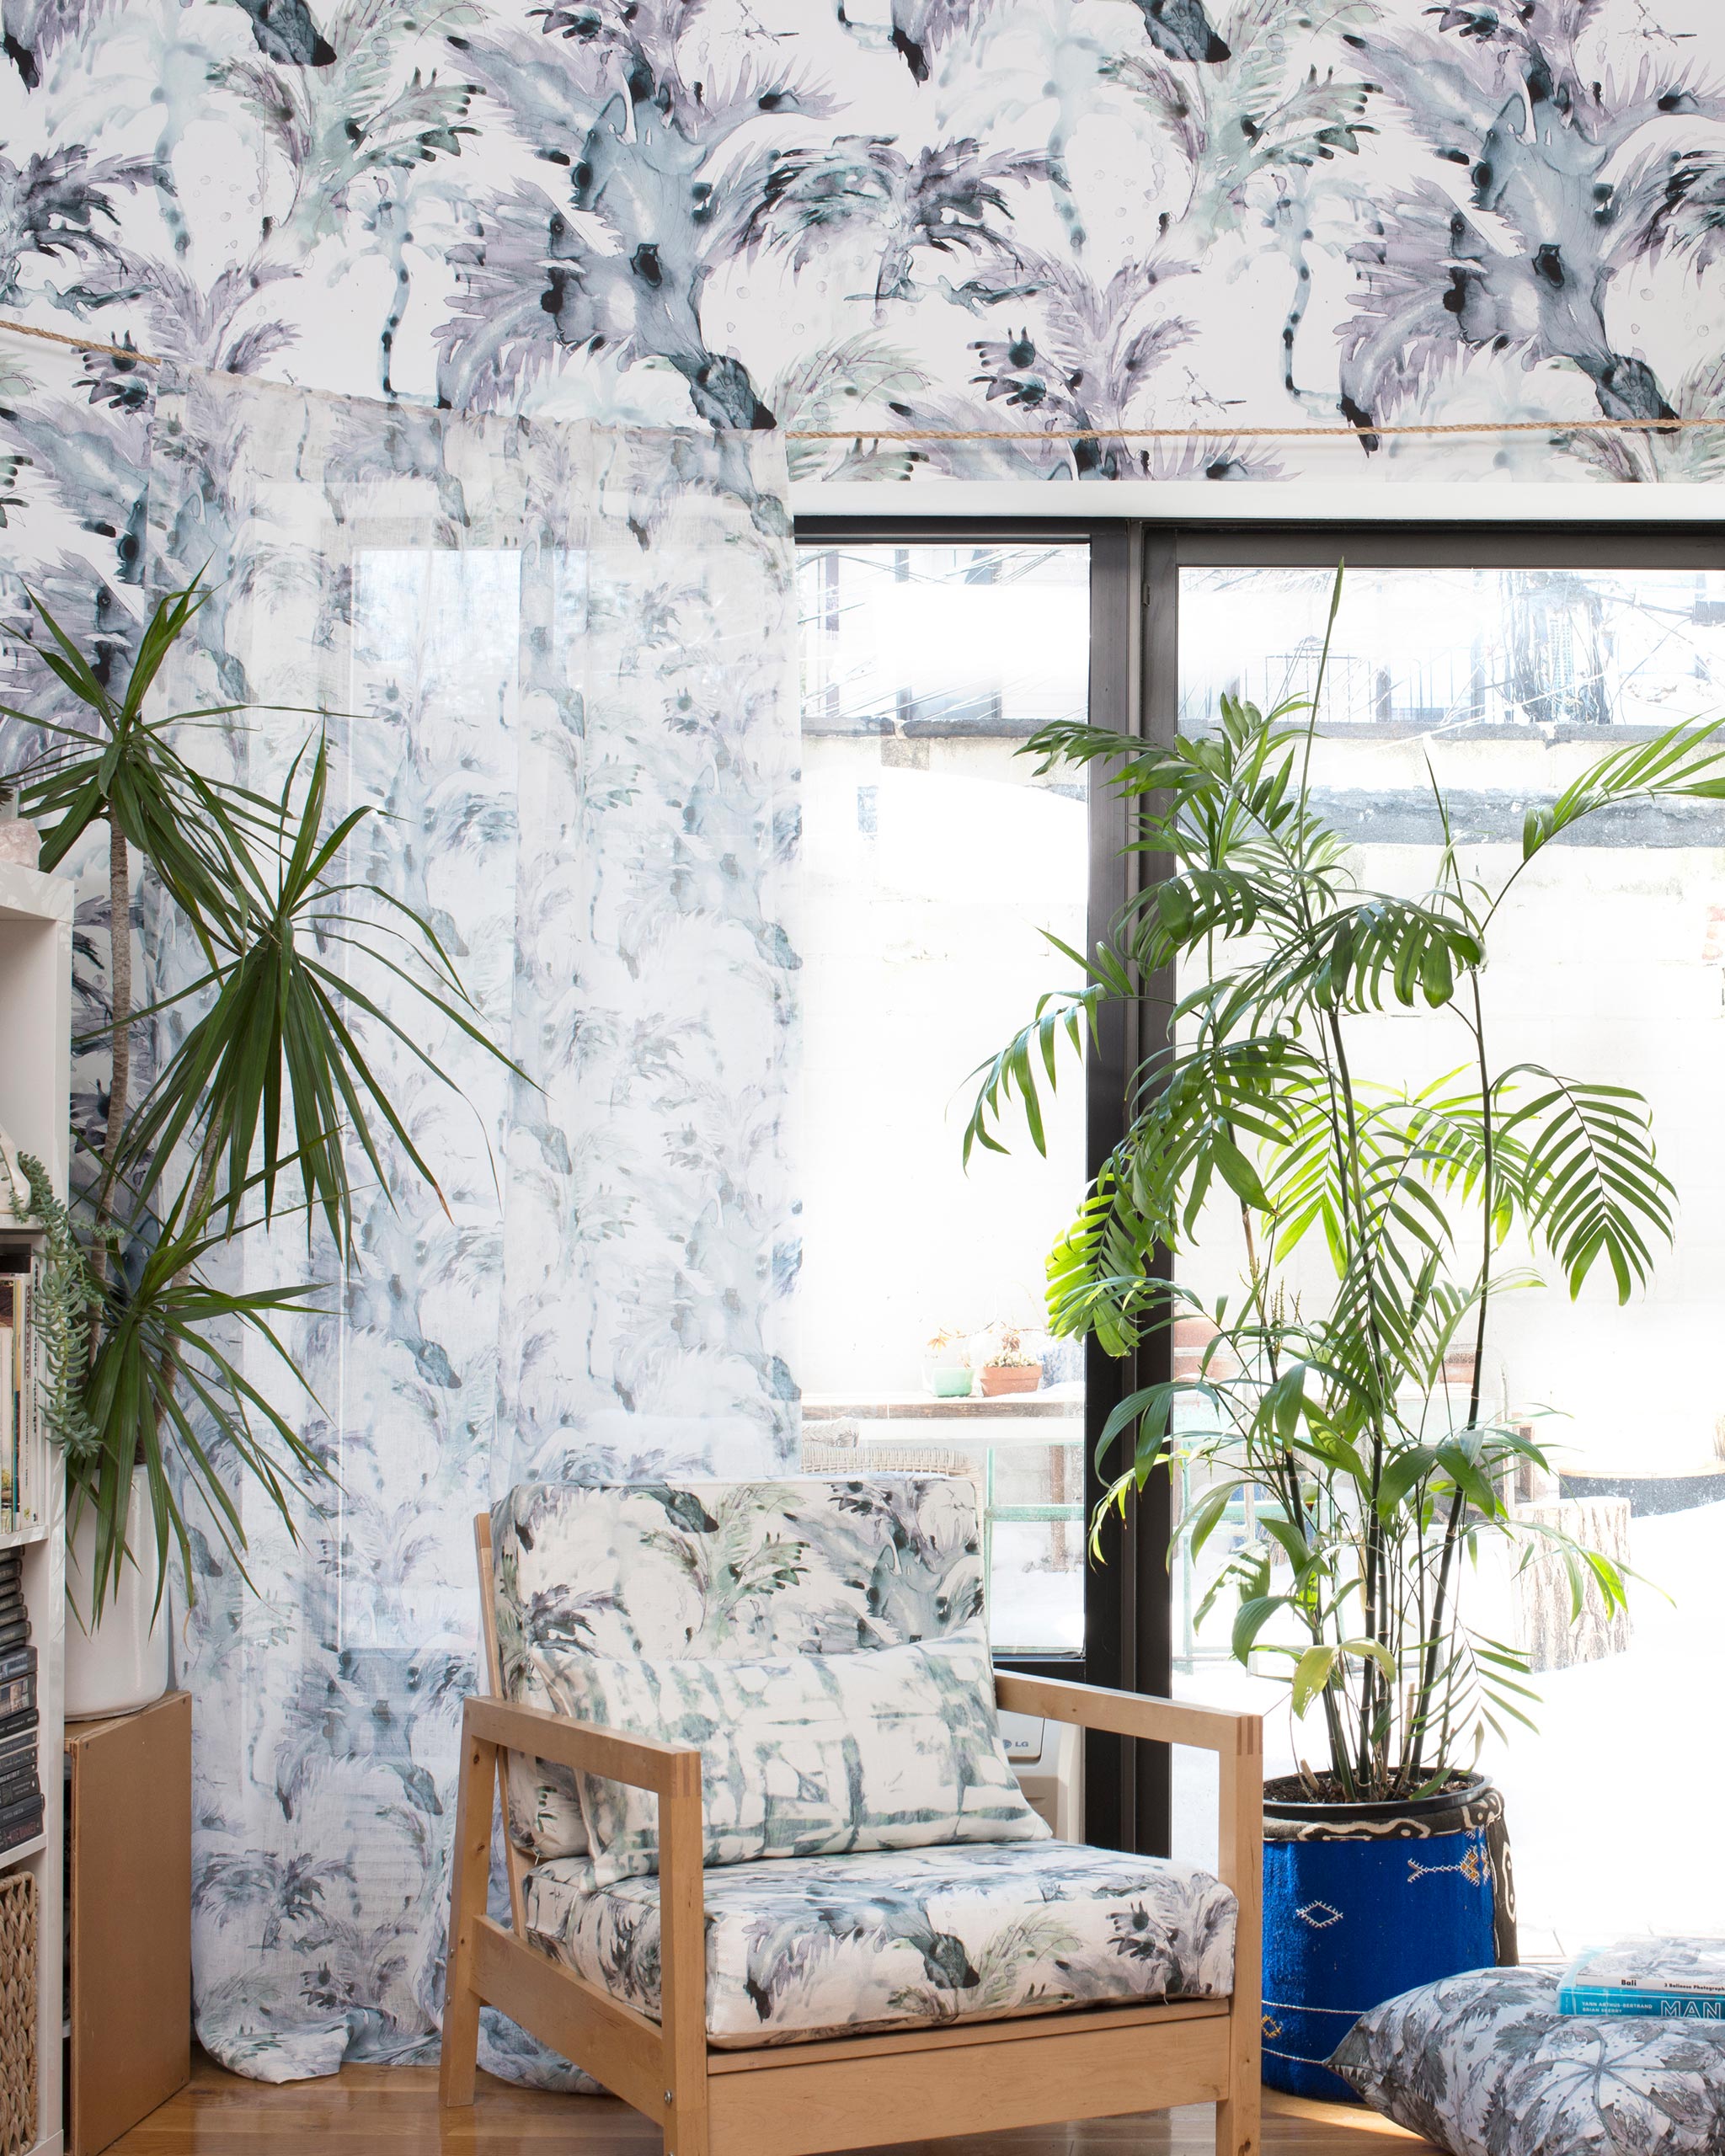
(1167, 538, 1725, 1956)
(796, 516, 1725, 1902)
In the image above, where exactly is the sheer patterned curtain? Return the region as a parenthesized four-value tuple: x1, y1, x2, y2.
(140, 371, 798, 2079)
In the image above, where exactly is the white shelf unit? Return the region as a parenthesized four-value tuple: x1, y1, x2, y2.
(0, 858, 72, 2156)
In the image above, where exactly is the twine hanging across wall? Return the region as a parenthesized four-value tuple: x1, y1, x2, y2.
(1, 311, 1718, 446)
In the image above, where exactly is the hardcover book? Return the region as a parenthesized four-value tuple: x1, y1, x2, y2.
(0, 1790, 43, 1853)
(0, 1645, 37, 1722)
(1560, 1940, 1725, 2020)
(0, 1822, 42, 1858)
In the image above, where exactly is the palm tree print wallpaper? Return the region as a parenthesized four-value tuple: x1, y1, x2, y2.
(3, 0, 1725, 2098)
(4, 0, 1725, 489)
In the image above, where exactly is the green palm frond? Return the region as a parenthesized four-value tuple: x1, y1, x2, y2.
(8, 584, 272, 957)
(72, 1161, 332, 1619)
(118, 733, 524, 1251)
(1498, 1066, 1675, 1299)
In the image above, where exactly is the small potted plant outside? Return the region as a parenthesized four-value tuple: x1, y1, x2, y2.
(977, 1324, 1043, 1398)
(921, 1327, 974, 1399)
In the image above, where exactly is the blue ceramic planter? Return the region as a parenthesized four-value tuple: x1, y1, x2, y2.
(1260, 1775, 1516, 2101)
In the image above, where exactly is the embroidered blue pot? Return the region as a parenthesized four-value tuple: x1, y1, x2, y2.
(1260, 1774, 1516, 2102)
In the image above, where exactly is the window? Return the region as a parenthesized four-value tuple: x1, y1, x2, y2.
(794, 541, 1092, 1657)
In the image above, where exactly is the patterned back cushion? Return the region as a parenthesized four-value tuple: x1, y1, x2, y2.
(491, 1476, 984, 1860)
(554, 1622, 1049, 1886)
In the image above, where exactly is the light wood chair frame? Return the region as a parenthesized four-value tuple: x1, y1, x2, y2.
(441, 1512, 1264, 2156)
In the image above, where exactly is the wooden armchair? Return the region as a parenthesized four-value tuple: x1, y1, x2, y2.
(439, 1480, 1263, 2156)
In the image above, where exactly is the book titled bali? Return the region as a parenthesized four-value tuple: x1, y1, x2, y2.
(1560, 1940, 1725, 2020)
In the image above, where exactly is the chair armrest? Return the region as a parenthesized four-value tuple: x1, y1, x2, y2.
(996, 1671, 1261, 1758)
(997, 1670, 1263, 1940)
(453, 1693, 711, 2090)
(462, 1694, 701, 1801)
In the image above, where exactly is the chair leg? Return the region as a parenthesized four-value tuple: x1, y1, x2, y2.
(438, 1722, 495, 2109)
(1215, 2054, 1261, 2156)
(659, 1753, 711, 2156)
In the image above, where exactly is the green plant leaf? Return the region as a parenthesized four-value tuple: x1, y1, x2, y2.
(1231, 1593, 1286, 1662)
(1290, 1645, 1337, 1719)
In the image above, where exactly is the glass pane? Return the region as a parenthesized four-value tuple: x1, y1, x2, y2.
(796, 543, 1089, 1656)
(1170, 563, 1725, 1951)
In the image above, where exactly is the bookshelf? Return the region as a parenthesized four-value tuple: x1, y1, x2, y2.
(0, 858, 72, 2156)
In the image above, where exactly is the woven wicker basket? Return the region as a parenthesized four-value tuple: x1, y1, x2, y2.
(0, 1869, 36, 2156)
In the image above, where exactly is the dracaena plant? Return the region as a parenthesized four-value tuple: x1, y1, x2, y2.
(966, 574, 1725, 1802)
(3, 579, 515, 1618)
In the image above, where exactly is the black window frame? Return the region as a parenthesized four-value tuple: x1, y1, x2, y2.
(796, 513, 1725, 1856)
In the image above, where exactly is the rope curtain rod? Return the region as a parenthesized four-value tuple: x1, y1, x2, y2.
(5, 311, 1722, 444)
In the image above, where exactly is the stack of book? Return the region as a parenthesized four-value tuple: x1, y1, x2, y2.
(1559, 1939, 1725, 2021)
(0, 1244, 42, 1535)
(0, 1547, 40, 1855)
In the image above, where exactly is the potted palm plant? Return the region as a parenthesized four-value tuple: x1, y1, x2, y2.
(2, 580, 514, 1713)
(965, 574, 1725, 2098)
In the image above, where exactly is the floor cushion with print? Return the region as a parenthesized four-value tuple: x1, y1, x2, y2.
(1330, 1966, 1725, 2156)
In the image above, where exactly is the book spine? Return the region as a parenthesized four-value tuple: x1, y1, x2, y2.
(0, 1664, 36, 1720)
(0, 1787, 44, 1830)
(17, 1268, 29, 1533)
(1560, 1987, 1725, 2020)
(21, 1255, 40, 1530)
(25, 1259, 39, 1526)
(0, 1796, 44, 1852)
(0, 1298, 13, 1535)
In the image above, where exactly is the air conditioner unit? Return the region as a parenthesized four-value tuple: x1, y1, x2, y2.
(998, 1710, 1083, 1842)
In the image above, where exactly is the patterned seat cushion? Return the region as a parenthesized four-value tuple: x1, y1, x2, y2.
(522, 1838, 1236, 2047)
(491, 1476, 983, 1860)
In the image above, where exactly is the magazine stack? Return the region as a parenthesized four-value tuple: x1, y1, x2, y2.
(1559, 1939, 1725, 2021)
(0, 1547, 40, 1856)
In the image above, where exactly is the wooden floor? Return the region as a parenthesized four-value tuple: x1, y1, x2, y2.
(104, 2057, 1427, 2154)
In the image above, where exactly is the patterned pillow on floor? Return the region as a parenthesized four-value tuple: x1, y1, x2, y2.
(1330, 1967, 1725, 2156)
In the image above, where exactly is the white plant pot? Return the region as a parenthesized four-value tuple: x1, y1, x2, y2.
(64, 1468, 171, 1721)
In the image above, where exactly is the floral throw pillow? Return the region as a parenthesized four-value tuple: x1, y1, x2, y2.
(1330, 1967, 1725, 2156)
(547, 1620, 1050, 1887)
